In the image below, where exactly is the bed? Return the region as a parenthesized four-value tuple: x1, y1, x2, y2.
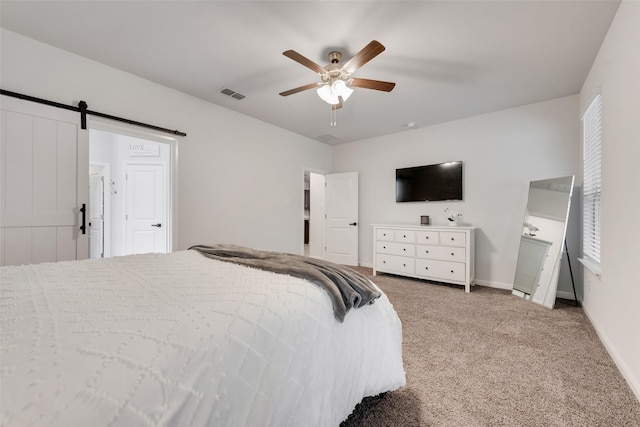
(0, 247, 405, 426)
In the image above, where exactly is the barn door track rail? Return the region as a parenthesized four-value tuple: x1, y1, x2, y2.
(1, 89, 187, 137)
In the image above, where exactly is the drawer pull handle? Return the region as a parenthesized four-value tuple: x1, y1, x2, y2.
(403, 248, 406, 251)
(383, 261, 386, 264)
(403, 264, 406, 267)
(450, 270, 454, 273)
(425, 267, 429, 270)
(383, 246, 386, 249)
(451, 237, 454, 241)
(425, 250, 429, 254)
(451, 252, 454, 256)
(426, 236, 429, 239)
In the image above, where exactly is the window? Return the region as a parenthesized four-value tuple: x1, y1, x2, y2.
(582, 94, 602, 264)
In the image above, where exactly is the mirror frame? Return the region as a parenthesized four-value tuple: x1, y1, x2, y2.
(512, 175, 575, 308)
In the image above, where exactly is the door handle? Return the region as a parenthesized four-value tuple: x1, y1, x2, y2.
(151, 223, 162, 228)
(349, 222, 357, 226)
(80, 203, 87, 235)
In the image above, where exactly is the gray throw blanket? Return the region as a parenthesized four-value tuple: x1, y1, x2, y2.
(189, 244, 381, 322)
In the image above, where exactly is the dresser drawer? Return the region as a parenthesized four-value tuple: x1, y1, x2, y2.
(416, 245, 466, 262)
(376, 241, 415, 257)
(439, 231, 466, 247)
(373, 225, 474, 292)
(394, 230, 415, 243)
(376, 228, 395, 242)
(376, 254, 415, 275)
(416, 230, 440, 245)
(415, 259, 466, 282)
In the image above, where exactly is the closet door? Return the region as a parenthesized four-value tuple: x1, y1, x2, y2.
(1, 95, 89, 266)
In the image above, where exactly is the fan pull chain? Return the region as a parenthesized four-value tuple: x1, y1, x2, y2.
(330, 106, 337, 127)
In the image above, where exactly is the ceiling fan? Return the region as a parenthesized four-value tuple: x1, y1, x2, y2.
(279, 40, 396, 113)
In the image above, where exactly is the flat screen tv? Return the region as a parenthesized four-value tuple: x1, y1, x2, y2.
(396, 161, 463, 202)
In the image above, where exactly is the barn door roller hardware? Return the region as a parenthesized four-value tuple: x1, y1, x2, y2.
(0, 89, 187, 137)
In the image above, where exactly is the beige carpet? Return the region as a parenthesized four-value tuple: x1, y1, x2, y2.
(341, 269, 640, 427)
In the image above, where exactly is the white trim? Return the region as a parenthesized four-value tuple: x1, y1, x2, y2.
(363, 270, 512, 292)
(362, 268, 512, 291)
(89, 118, 179, 253)
(578, 257, 601, 277)
(89, 161, 112, 258)
(302, 167, 328, 258)
(581, 94, 602, 263)
(582, 303, 640, 403)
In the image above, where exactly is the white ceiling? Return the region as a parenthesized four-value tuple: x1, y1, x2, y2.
(0, 1, 620, 145)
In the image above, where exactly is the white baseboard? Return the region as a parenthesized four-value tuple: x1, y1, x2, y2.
(361, 270, 513, 291)
(582, 305, 640, 403)
(363, 272, 581, 301)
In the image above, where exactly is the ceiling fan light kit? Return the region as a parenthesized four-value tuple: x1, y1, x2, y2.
(317, 79, 353, 105)
(280, 40, 396, 126)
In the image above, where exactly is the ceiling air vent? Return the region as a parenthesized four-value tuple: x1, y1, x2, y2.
(219, 87, 246, 100)
(316, 134, 338, 144)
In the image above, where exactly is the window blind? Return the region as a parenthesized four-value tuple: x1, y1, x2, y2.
(582, 94, 602, 263)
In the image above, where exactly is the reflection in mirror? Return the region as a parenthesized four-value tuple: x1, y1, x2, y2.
(512, 176, 575, 308)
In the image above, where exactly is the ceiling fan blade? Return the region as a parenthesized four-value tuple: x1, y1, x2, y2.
(283, 50, 327, 75)
(350, 78, 396, 92)
(343, 40, 386, 74)
(279, 83, 319, 97)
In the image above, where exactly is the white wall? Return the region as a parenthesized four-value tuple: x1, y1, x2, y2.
(3, 16, 637, 400)
(579, 0, 640, 401)
(332, 95, 581, 293)
(1, 29, 333, 254)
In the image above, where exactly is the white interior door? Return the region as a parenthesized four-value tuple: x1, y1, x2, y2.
(125, 162, 167, 255)
(89, 173, 105, 258)
(324, 172, 358, 266)
(1, 95, 89, 266)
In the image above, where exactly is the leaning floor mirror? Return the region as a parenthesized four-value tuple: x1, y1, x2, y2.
(512, 175, 575, 308)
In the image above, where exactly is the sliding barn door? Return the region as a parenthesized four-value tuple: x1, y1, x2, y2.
(1, 96, 89, 266)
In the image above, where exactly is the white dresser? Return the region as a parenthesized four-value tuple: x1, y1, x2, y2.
(372, 224, 476, 292)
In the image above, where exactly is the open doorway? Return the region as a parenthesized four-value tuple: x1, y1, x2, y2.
(303, 170, 359, 265)
(304, 172, 310, 256)
(89, 162, 111, 258)
(89, 127, 175, 257)
(303, 170, 326, 259)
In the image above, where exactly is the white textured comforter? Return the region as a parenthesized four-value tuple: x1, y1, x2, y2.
(0, 250, 405, 426)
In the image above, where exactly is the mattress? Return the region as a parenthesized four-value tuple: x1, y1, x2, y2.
(0, 250, 405, 426)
